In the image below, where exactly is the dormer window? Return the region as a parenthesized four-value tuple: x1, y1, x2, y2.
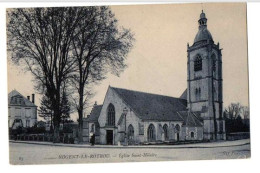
(194, 55, 202, 71)
(10, 96, 25, 105)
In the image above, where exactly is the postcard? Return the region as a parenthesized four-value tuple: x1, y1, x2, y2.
(7, 3, 250, 165)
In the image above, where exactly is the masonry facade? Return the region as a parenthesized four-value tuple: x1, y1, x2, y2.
(83, 11, 225, 145)
(8, 90, 37, 129)
(187, 11, 225, 140)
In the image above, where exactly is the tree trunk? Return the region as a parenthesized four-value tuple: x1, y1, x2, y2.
(52, 92, 61, 143)
(78, 85, 84, 143)
(78, 102, 84, 143)
(53, 109, 60, 143)
(53, 123, 60, 143)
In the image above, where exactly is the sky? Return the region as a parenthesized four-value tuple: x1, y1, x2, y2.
(7, 3, 249, 121)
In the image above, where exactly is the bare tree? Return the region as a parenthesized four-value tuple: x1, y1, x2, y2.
(224, 103, 243, 120)
(70, 6, 134, 142)
(7, 8, 86, 142)
(241, 106, 250, 119)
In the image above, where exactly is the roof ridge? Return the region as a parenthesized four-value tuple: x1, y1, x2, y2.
(8, 90, 37, 107)
(111, 86, 186, 100)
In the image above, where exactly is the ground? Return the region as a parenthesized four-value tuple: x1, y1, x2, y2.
(9, 139, 250, 165)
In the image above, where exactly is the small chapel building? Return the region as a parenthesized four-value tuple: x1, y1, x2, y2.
(83, 11, 226, 145)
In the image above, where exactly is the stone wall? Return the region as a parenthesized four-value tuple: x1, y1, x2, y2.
(98, 87, 142, 145)
(182, 126, 203, 141)
(188, 43, 225, 140)
(143, 121, 184, 143)
(8, 106, 37, 128)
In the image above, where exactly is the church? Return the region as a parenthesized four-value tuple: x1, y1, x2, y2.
(83, 11, 226, 145)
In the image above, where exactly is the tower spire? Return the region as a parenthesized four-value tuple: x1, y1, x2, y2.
(198, 10, 207, 29)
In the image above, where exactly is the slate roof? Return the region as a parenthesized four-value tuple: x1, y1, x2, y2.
(194, 27, 213, 43)
(8, 90, 37, 107)
(111, 87, 188, 121)
(178, 111, 203, 127)
(86, 105, 103, 122)
(180, 89, 187, 100)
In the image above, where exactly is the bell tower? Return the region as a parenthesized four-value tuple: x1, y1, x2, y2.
(187, 11, 226, 140)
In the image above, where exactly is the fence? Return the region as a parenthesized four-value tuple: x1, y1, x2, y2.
(226, 132, 250, 140)
(10, 133, 76, 144)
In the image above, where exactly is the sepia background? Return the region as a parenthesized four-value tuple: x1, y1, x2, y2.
(7, 3, 248, 120)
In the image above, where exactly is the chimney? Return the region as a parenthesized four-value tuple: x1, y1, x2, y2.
(27, 96, 30, 101)
(32, 94, 35, 104)
(94, 101, 97, 107)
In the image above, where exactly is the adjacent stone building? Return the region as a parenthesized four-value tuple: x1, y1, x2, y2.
(83, 11, 226, 145)
(8, 90, 37, 129)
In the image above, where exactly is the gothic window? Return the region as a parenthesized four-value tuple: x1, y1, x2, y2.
(163, 124, 169, 140)
(175, 124, 180, 132)
(107, 104, 115, 126)
(128, 124, 134, 143)
(194, 55, 202, 71)
(147, 124, 156, 142)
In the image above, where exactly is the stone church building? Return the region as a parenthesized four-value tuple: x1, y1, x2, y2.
(83, 11, 226, 145)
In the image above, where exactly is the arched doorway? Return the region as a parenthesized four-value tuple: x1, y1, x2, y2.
(147, 124, 156, 142)
(128, 124, 134, 145)
(163, 124, 168, 141)
(190, 131, 195, 139)
(175, 124, 180, 141)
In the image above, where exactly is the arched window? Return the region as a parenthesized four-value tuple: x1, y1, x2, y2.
(175, 124, 181, 141)
(147, 124, 156, 142)
(163, 124, 168, 141)
(175, 124, 180, 132)
(191, 132, 195, 139)
(91, 124, 95, 132)
(107, 104, 115, 126)
(128, 124, 134, 144)
(194, 55, 202, 71)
